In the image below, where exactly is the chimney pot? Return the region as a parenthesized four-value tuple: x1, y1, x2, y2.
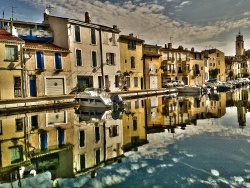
(85, 12, 91, 23)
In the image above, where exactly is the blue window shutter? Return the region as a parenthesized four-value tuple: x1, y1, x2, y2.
(36, 51, 44, 69)
(55, 53, 62, 69)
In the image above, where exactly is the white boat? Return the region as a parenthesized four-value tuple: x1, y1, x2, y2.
(74, 88, 113, 108)
(177, 85, 201, 93)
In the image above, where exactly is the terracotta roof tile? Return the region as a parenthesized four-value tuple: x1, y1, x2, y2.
(24, 42, 70, 52)
(0, 29, 24, 43)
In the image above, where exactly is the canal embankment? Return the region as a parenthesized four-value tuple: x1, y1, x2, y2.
(0, 88, 177, 115)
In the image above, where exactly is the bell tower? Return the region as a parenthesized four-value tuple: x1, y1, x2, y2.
(235, 30, 244, 56)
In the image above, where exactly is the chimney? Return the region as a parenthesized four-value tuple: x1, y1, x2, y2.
(85, 12, 91, 23)
(113, 25, 117, 29)
(191, 47, 194, 52)
(168, 43, 172, 49)
(165, 44, 167, 48)
(129, 33, 133, 37)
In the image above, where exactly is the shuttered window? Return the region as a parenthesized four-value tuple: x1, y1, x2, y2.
(75, 25, 81, 42)
(36, 51, 44, 69)
(95, 126, 100, 142)
(55, 53, 62, 69)
(76, 49, 82, 66)
(91, 28, 96, 44)
(92, 51, 97, 67)
(79, 130, 85, 147)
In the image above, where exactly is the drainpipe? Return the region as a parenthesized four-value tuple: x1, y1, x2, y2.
(21, 44, 26, 98)
(99, 28, 104, 90)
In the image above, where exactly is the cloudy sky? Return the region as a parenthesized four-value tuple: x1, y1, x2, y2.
(2, 0, 250, 55)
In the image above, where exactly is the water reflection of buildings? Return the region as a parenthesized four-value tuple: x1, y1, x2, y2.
(0, 109, 75, 183)
(1, 89, 249, 183)
(122, 98, 148, 151)
(74, 106, 124, 177)
(227, 88, 250, 128)
(146, 93, 227, 134)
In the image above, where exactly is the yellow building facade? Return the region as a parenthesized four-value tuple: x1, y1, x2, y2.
(0, 29, 24, 99)
(119, 34, 144, 91)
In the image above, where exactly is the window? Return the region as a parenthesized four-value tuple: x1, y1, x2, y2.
(128, 40, 136, 50)
(75, 25, 81, 42)
(31, 115, 38, 129)
(126, 77, 130, 88)
(131, 56, 135, 69)
(95, 149, 100, 164)
(76, 49, 82, 66)
(36, 51, 44, 69)
(115, 75, 119, 88)
(91, 28, 96, 44)
(80, 154, 86, 170)
(79, 130, 85, 147)
(14, 76, 22, 97)
(106, 53, 115, 65)
(133, 117, 137, 131)
(92, 51, 97, 67)
(134, 77, 138, 87)
(16, 118, 23, 132)
(127, 102, 131, 110)
(55, 53, 62, 69)
(95, 126, 100, 142)
(135, 100, 139, 109)
(9, 146, 23, 163)
(109, 125, 118, 137)
(40, 132, 48, 150)
(0, 120, 2, 135)
(5, 45, 18, 61)
(58, 129, 65, 146)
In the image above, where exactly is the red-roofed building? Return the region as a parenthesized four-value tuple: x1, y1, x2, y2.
(0, 29, 25, 99)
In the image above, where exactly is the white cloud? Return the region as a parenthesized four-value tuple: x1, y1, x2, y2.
(19, 0, 250, 56)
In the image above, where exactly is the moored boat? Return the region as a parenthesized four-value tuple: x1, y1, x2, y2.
(74, 88, 113, 108)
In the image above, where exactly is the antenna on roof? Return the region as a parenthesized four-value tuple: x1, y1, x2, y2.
(11, 6, 16, 20)
(45, 5, 54, 15)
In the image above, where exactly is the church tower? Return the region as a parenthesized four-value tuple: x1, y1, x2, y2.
(235, 30, 245, 56)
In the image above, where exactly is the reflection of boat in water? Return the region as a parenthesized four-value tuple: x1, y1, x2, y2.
(177, 85, 201, 93)
(74, 88, 113, 108)
(75, 106, 123, 122)
(216, 83, 232, 92)
(75, 106, 111, 122)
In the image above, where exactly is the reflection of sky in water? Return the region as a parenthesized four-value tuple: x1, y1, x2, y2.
(3, 107, 250, 188)
(57, 116, 250, 188)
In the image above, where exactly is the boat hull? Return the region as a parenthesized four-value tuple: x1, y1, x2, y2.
(75, 96, 112, 108)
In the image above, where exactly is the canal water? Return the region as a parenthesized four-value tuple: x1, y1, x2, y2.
(0, 88, 250, 188)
